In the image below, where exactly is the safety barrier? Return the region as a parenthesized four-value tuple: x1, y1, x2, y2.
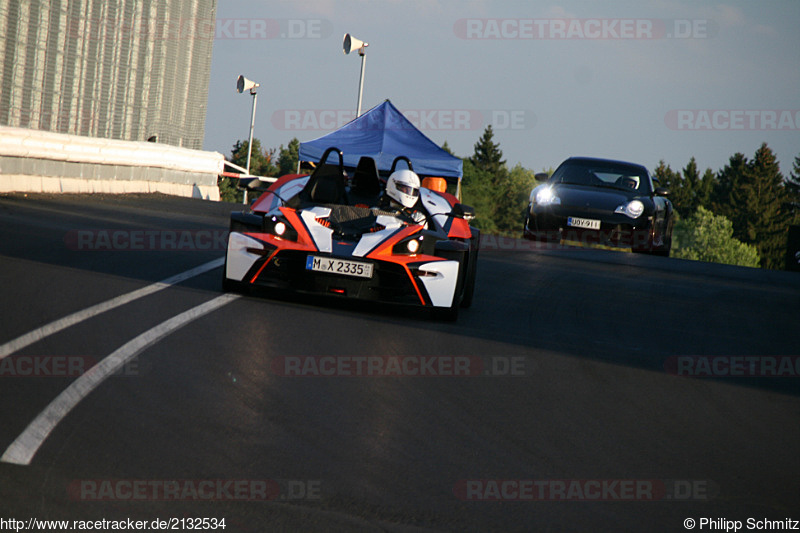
(0, 126, 224, 201)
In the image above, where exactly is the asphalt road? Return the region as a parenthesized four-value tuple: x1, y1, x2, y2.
(0, 192, 798, 532)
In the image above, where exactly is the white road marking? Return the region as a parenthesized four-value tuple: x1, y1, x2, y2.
(0, 257, 224, 359)
(1, 292, 240, 466)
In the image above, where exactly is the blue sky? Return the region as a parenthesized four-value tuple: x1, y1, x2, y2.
(203, 0, 800, 177)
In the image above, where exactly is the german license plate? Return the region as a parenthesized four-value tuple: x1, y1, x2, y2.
(567, 217, 601, 230)
(306, 256, 373, 278)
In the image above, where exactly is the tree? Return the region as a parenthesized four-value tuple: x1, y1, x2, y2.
(219, 138, 278, 203)
(711, 144, 792, 269)
(698, 167, 716, 211)
(460, 158, 498, 234)
(786, 153, 800, 221)
(470, 125, 506, 179)
(653, 160, 684, 212)
(229, 138, 278, 176)
(711, 152, 748, 220)
(672, 206, 760, 268)
(492, 164, 538, 233)
(277, 138, 300, 176)
(653, 158, 714, 218)
(680, 157, 714, 216)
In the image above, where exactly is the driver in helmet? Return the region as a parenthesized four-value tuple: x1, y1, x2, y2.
(381, 169, 427, 226)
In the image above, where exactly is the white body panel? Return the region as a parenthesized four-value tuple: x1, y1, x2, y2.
(417, 260, 460, 307)
(225, 233, 265, 282)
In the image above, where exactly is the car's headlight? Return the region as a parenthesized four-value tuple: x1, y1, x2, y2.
(615, 200, 644, 219)
(534, 186, 561, 206)
(264, 215, 298, 240)
(393, 234, 426, 255)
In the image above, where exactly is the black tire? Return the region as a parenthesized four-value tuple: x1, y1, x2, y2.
(431, 302, 459, 321)
(460, 248, 479, 309)
(221, 248, 244, 293)
(221, 254, 235, 292)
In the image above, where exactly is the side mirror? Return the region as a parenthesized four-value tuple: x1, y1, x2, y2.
(534, 172, 550, 182)
(655, 187, 670, 197)
(453, 203, 475, 221)
(237, 176, 277, 192)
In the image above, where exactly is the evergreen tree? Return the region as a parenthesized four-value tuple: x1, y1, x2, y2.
(786, 153, 800, 222)
(681, 157, 700, 213)
(697, 168, 716, 211)
(679, 157, 716, 216)
(470, 125, 506, 179)
(711, 144, 791, 269)
(653, 160, 686, 215)
(711, 152, 748, 220)
(441, 140, 454, 155)
(278, 138, 300, 176)
(219, 138, 277, 203)
(229, 138, 277, 176)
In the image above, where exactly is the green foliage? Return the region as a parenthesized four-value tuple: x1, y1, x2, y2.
(220, 138, 302, 203)
(653, 158, 713, 217)
(786, 153, 800, 221)
(229, 138, 278, 176)
(470, 125, 505, 177)
(458, 128, 536, 234)
(710, 144, 793, 269)
(217, 174, 243, 203)
(460, 159, 498, 234)
(672, 206, 760, 268)
(460, 126, 535, 234)
(493, 164, 539, 233)
(278, 138, 301, 175)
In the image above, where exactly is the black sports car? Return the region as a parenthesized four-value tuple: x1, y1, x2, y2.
(523, 157, 674, 255)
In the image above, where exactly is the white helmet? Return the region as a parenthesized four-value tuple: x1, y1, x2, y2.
(386, 169, 420, 209)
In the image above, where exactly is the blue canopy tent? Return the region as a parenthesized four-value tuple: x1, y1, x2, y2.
(298, 100, 463, 180)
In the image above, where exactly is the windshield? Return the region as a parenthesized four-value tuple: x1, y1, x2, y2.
(551, 160, 652, 195)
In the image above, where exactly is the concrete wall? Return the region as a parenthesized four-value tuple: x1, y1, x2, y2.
(0, 126, 223, 200)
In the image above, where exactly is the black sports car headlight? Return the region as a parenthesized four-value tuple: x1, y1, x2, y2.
(614, 200, 645, 219)
(534, 186, 561, 206)
(263, 215, 298, 241)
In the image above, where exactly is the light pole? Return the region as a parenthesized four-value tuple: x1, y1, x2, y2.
(343, 34, 369, 117)
(237, 74, 259, 204)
